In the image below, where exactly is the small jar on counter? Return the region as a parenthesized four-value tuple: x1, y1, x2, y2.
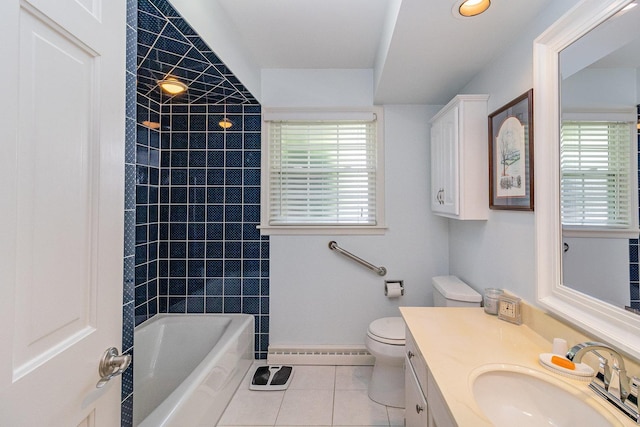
(483, 288, 504, 315)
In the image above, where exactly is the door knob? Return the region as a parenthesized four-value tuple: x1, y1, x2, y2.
(96, 347, 131, 388)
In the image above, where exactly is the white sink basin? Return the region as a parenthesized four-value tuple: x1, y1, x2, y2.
(470, 364, 622, 427)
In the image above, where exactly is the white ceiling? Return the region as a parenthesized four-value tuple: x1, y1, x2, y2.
(179, 0, 558, 104)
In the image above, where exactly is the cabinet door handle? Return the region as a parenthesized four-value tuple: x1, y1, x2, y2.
(407, 350, 414, 359)
(416, 404, 424, 414)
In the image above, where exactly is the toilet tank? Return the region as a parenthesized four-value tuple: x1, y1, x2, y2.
(432, 276, 482, 307)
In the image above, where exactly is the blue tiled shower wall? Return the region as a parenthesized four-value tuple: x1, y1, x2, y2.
(630, 104, 640, 310)
(153, 102, 268, 349)
(122, 0, 137, 424)
(132, 99, 268, 355)
(135, 93, 162, 323)
(122, 0, 268, 425)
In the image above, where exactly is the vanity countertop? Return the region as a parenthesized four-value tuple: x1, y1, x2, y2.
(400, 306, 635, 426)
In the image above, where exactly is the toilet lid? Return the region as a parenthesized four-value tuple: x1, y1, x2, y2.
(368, 317, 405, 343)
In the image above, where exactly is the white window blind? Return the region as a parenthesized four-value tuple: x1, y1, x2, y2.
(267, 120, 378, 226)
(560, 121, 633, 228)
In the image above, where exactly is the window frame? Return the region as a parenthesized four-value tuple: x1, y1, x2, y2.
(560, 112, 639, 238)
(259, 107, 386, 235)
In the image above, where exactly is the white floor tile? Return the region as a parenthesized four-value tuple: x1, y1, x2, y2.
(275, 389, 334, 426)
(332, 390, 389, 426)
(219, 364, 404, 427)
(217, 388, 285, 426)
(288, 365, 336, 390)
(335, 366, 372, 390)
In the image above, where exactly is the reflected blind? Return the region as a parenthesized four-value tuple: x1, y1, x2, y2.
(561, 121, 632, 227)
(268, 121, 377, 225)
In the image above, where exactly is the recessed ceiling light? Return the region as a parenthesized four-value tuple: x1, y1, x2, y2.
(218, 118, 233, 129)
(455, 0, 491, 17)
(158, 77, 188, 95)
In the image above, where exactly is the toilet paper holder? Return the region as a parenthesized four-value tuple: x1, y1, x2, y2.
(385, 280, 404, 297)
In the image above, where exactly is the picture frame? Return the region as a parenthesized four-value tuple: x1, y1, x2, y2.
(488, 89, 534, 211)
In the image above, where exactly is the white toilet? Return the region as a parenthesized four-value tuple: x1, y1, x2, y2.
(365, 275, 482, 407)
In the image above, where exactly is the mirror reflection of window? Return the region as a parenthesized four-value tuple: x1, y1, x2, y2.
(560, 120, 636, 231)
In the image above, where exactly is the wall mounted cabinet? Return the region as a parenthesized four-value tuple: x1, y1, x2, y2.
(430, 95, 489, 220)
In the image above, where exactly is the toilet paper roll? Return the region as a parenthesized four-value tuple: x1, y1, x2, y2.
(385, 282, 403, 298)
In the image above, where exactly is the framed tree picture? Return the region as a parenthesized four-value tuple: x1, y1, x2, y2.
(488, 89, 534, 211)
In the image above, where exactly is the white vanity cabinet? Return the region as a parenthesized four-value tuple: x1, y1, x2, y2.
(430, 94, 489, 220)
(405, 330, 456, 427)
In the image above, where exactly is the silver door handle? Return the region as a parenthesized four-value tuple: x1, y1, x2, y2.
(96, 347, 131, 388)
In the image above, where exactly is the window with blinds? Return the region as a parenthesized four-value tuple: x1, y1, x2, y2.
(560, 121, 634, 229)
(262, 113, 384, 232)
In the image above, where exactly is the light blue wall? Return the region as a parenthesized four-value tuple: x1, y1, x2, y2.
(451, 0, 582, 303)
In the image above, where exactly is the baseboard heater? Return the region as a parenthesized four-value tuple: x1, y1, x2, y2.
(267, 345, 375, 365)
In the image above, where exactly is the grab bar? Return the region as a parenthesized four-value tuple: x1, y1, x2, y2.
(328, 241, 387, 276)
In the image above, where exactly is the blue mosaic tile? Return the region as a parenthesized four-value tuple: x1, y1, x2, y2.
(244, 114, 261, 132)
(224, 297, 242, 313)
(121, 394, 133, 427)
(188, 205, 205, 222)
(243, 242, 261, 259)
(187, 241, 204, 258)
(243, 297, 260, 315)
(225, 223, 242, 240)
(206, 260, 224, 277)
(226, 133, 243, 149)
(631, 244, 639, 263)
(244, 133, 261, 150)
(208, 151, 225, 167)
(206, 278, 224, 295)
(243, 223, 261, 241)
(244, 170, 261, 187)
(243, 187, 261, 205)
(206, 241, 223, 258)
(168, 242, 187, 259)
(189, 187, 206, 204)
(207, 187, 225, 204)
(259, 315, 269, 334)
(187, 296, 205, 313)
(225, 242, 242, 259)
(225, 260, 242, 277)
(226, 169, 243, 186)
(205, 297, 223, 312)
(187, 277, 205, 294)
(244, 151, 260, 168)
(225, 187, 243, 204)
(169, 223, 187, 240)
(225, 205, 243, 222)
(244, 260, 261, 277)
(122, 301, 135, 350)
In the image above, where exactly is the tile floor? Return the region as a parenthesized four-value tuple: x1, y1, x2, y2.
(217, 364, 404, 427)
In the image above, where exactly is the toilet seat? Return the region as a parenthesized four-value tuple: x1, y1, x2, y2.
(367, 317, 405, 345)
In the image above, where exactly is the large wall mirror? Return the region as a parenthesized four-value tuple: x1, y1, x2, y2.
(534, 0, 640, 360)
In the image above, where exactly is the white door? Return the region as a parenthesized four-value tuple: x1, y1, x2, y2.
(0, 0, 126, 425)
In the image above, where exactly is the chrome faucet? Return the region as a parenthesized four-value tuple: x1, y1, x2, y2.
(566, 341, 630, 400)
(566, 341, 640, 423)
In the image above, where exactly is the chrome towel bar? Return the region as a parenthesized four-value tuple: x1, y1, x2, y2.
(328, 241, 387, 276)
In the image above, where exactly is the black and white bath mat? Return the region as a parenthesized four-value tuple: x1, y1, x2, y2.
(249, 365, 294, 391)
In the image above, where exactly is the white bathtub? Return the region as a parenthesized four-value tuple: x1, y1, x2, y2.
(133, 314, 254, 427)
